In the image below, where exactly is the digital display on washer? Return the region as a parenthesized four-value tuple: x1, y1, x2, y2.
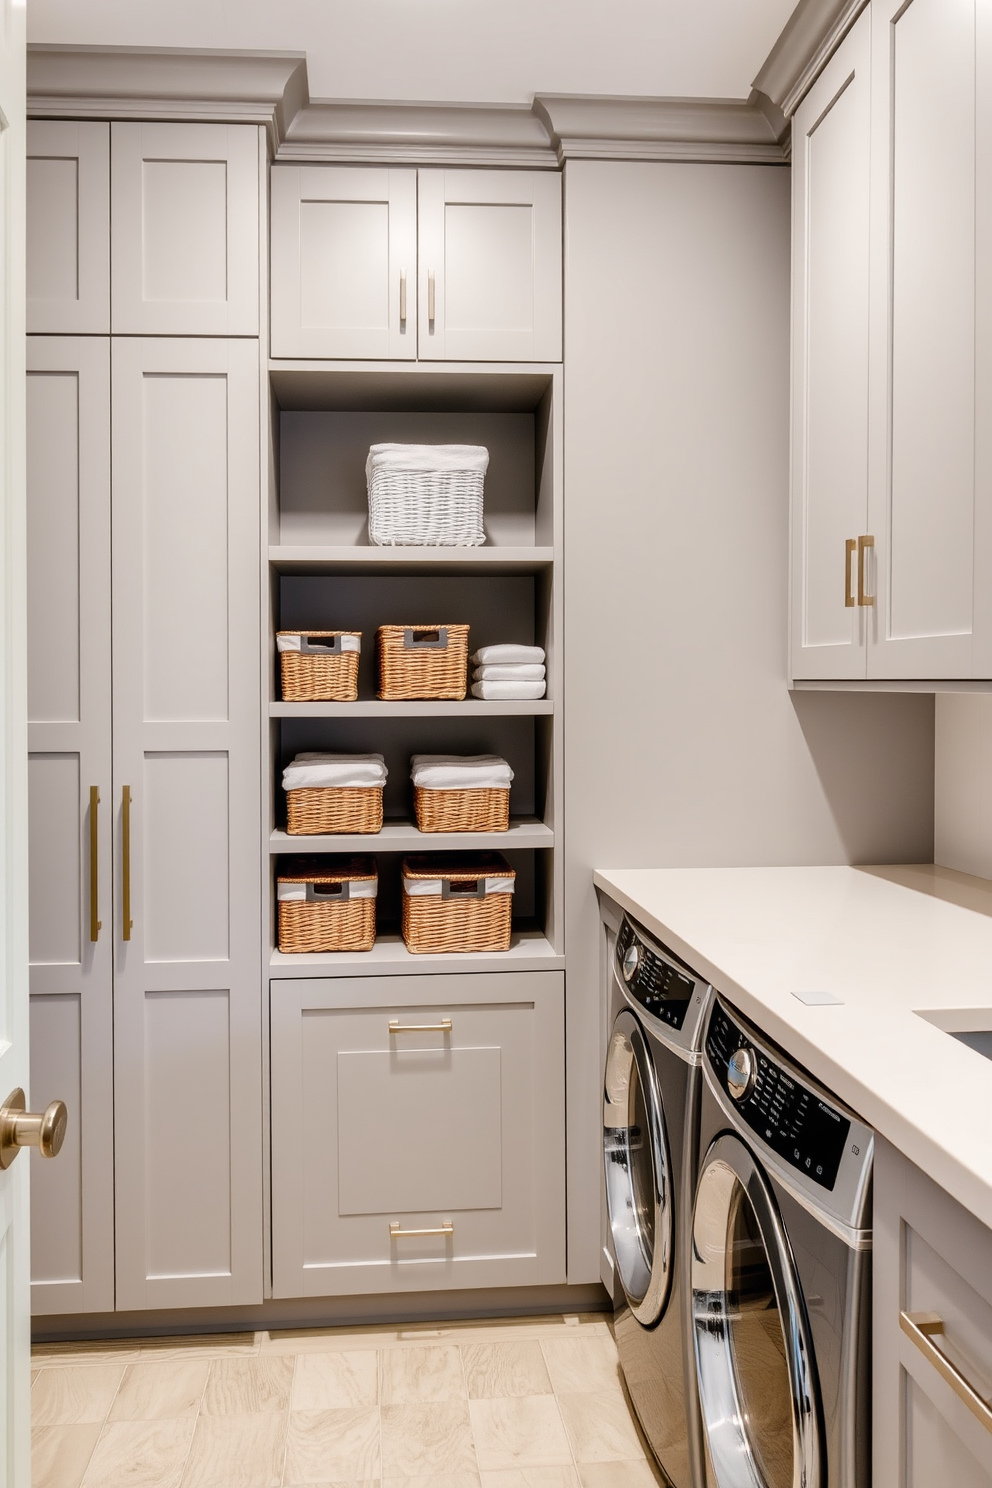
(616, 919, 695, 1032)
(706, 1004, 851, 1191)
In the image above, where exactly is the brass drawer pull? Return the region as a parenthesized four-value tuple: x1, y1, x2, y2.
(900, 1310, 992, 1435)
(388, 1019, 452, 1034)
(89, 786, 101, 942)
(857, 533, 875, 606)
(845, 538, 856, 608)
(389, 1221, 453, 1239)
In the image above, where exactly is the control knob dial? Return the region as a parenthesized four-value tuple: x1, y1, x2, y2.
(621, 943, 640, 983)
(727, 1046, 756, 1102)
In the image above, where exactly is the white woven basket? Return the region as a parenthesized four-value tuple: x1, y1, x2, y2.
(366, 443, 489, 547)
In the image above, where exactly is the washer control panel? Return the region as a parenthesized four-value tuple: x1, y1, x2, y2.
(616, 917, 698, 1033)
(706, 1002, 851, 1192)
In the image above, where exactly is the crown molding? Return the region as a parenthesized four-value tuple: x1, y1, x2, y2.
(752, 0, 869, 118)
(532, 95, 787, 166)
(277, 100, 557, 168)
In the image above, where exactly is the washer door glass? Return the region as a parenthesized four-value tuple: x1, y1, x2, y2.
(691, 1133, 823, 1488)
(603, 1010, 674, 1325)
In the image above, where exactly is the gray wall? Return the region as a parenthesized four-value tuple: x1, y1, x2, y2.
(563, 159, 935, 1281)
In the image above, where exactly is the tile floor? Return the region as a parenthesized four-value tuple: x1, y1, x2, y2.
(31, 1311, 666, 1488)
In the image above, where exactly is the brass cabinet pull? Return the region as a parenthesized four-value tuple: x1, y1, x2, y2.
(900, 1311, 992, 1436)
(399, 268, 407, 324)
(388, 1018, 452, 1034)
(89, 786, 101, 942)
(389, 1221, 454, 1238)
(857, 533, 875, 606)
(122, 786, 133, 942)
(845, 538, 857, 608)
(428, 269, 436, 324)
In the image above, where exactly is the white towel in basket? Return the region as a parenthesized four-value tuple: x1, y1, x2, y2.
(471, 644, 546, 666)
(282, 753, 387, 792)
(367, 444, 490, 474)
(411, 755, 514, 790)
(473, 664, 546, 681)
(471, 680, 547, 700)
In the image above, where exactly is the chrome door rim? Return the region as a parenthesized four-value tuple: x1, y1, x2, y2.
(691, 1132, 823, 1488)
(603, 1010, 674, 1326)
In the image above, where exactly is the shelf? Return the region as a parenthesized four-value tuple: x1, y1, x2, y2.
(270, 546, 554, 576)
(270, 818, 554, 854)
(269, 362, 557, 413)
(269, 928, 563, 977)
(270, 699, 553, 718)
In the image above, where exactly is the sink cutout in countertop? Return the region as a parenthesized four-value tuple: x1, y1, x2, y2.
(916, 1007, 992, 1063)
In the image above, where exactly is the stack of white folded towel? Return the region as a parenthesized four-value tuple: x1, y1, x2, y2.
(282, 753, 388, 792)
(411, 754, 514, 790)
(470, 645, 546, 700)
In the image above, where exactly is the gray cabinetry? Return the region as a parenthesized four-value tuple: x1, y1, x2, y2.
(26, 121, 109, 334)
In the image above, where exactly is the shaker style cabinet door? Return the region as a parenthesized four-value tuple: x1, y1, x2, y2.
(110, 338, 262, 1310)
(26, 338, 114, 1316)
(27, 122, 109, 334)
(790, 10, 872, 681)
(270, 166, 417, 359)
(110, 123, 259, 336)
(418, 169, 562, 362)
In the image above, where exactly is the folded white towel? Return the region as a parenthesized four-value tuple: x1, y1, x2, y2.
(473, 664, 546, 681)
(277, 633, 360, 654)
(411, 754, 514, 790)
(282, 753, 387, 792)
(471, 680, 547, 700)
(366, 443, 490, 475)
(471, 644, 545, 666)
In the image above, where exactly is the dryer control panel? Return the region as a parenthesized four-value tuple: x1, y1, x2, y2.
(616, 917, 699, 1032)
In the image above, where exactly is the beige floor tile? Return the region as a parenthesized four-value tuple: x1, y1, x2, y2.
(31, 1364, 127, 1426)
(292, 1351, 378, 1410)
(109, 1358, 210, 1421)
(380, 1344, 466, 1404)
(556, 1393, 646, 1465)
(138, 1332, 259, 1359)
(79, 1417, 196, 1488)
(181, 1410, 289, 1488)
(32, 1340, 141, 1367)
(284, 1407, 381, 1483)
(201, 1354, 295, 1415)
(468, 1397, 573, 1473)
(480, 1470, 580, 1488)
(382, 1477, 480, 1488)
(284, 1482, 380, 1488)
(540, 1338, 622, 1397)
(379, 1401, 477, 1478)
(31, 1423, 102, 1488)
(263, 1327, 401, 1356)
(462, 1342, 553, 1400)
(576, 1462, 665, 1488)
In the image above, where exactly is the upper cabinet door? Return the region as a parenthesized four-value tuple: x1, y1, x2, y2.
(790, 10, 872, 681)
(418, 169, 562, 362)
(270, 166, 417, 359)
(111, 123, 259, 336)
(27, 121, 109, 334)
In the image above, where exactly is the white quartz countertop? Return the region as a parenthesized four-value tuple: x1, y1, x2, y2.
(593, 863, 992, 1234)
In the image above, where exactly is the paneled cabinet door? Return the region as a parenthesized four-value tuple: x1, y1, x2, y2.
(26, 337, 114, 1315)
(111, 123, 260, 336)
(790, 9, 871, 681)
(270, 973, 566, 1299)
(867, 0, 992, 678)
(110, 338, 262, 1311)
(269, 166, 417, 359)
(27, 122, 109, 334)
(418, 169, 562, 362)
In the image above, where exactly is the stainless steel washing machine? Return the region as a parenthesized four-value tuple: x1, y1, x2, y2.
(603, 912, 711, 1488)
(691, 996, 873, 1488)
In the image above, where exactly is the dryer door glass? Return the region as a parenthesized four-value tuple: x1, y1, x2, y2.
(691, 1133, 824, 1488)
(603, 1011, 674, 1326)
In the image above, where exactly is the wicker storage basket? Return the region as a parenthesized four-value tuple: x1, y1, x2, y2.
(366, 444, 489, 547)
(414, 786, 509, 833)
(377, 624, 469, 700)
(277, 631, 361, 702)
(277, 857, 377, 953)
(286, 786, 383, 835)
(401, 853, 514, 954)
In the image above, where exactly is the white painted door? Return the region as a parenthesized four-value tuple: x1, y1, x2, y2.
(27, 121, 109, 334)
(269, 165, 417, 359)
(111, 338, 262, 1310)
(867, 0, 990, 678)
(111, 123, 260, 336)
(26, 338, 114, 1316)
(0, 1, 30, 1483)
(790, 10, 872, 681)
(418, 169, 562, 361)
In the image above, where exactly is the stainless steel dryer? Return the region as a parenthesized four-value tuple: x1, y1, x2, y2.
(603, 913, 711, 1488)
(691, 996, 873, 1488)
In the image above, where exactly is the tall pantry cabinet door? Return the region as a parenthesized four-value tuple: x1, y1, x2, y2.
(110, 123, 259, 336)
(867, 0, 992, 677)
(27, 122, 109, 334)
(111, 339, 262, 1310)
(790, 10, 871, 681)
(26, 338, 114, 1315)
(270, 166, 417, 358)
(418, 170, 562, 361)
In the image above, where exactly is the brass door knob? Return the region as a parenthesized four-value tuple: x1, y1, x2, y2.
(0, 1088, 68, 1170)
